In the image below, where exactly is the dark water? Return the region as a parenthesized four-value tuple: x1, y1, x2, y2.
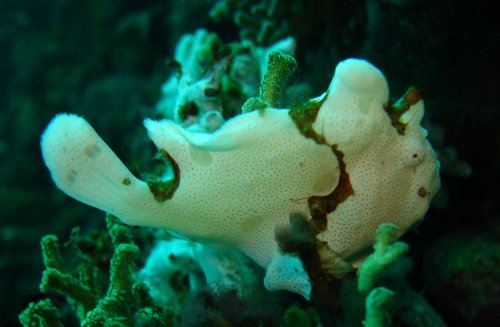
(1, 0, 499, 326)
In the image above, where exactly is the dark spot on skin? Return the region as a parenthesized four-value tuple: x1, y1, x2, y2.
(168, 254, 175, 261)
(240, 216, 264, 233)
(418, 186, 428, 197)
(65, 169, 77, 184)
(83, 144, 101, 159)
(122, 178, 131, 185)
(412, 153, 418, 158)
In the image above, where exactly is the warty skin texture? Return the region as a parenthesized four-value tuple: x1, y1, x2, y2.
(41, 59, 440, 298)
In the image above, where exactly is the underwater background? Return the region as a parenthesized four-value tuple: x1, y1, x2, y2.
(0, 0, 499, 326)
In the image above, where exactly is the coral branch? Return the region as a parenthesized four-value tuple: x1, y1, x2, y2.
(363, 287, 394, 327)
(357, 224, 409, 296)
(19, 299, 63, 327)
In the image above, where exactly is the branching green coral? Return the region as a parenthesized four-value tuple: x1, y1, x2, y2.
(83, 244, 139, 326)
(357, 224, 409, 296)
(21, 215, 173, 327)
(19, 299, 63, 327)
(241, 96, 267, 113)
(363, 287, 394, 327)
(242, 50, 296, 113)
(39, 235, 96, 318)
(41, 235, 63, 270)
(82, 243, 168, 327)
(210, 0, 290, 45)
(282, 305, 313, 327)
(106, 214, 134, 245)
(261, 51, 297, 107)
